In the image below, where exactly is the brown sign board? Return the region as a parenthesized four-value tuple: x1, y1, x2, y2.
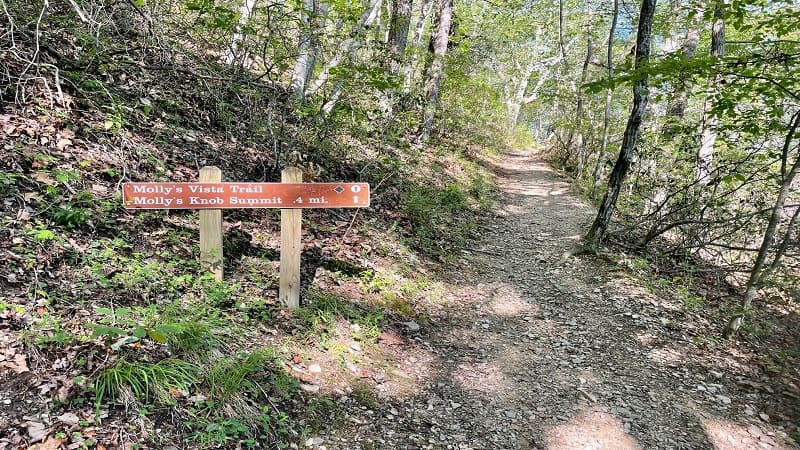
(122, 182, 370, 209)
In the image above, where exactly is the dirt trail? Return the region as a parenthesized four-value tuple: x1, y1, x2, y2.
(317, 153, 795, 450)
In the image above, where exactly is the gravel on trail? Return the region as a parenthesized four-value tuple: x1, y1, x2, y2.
(310, 153, 797, 450)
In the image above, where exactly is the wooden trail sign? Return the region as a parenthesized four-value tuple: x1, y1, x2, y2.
(122, 166, 370, 308)
(122, 182, 370, 209)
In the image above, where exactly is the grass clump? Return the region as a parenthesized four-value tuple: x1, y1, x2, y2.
(403, 184, 476, 258)
(93, 358, 199, 409)
(206, 349, 276, 403)
(295, 290, 383, 346)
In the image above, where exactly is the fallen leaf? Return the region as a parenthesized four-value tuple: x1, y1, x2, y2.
(169, 388, 185, 398)
(23, 192, 44, 203)
(35, 172, 58, 186)
(26, 421, 47, 443)
(56, 138, 72, 151)
(60, 129, 75, 139)
(13, 353, 29, 373)
(27, 436, 65, 450)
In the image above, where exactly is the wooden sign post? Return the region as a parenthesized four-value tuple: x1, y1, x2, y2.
(122, 166, 370, 308)
(199, 166, 224, 281)
(279, 167, 303, 308)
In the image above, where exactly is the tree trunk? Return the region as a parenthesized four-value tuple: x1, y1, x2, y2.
(418, 0, 452, 142)
(592, 0, 618, 196)
(724, 110, 800, 337)
(387, 0, 414, 75)
(586, 0, 657, 248)
(507, 61, 535, 131)
(305, 0, 383, 96)
(574, 7, 594, 176)
(696, 1, 725, 183)
(403, 0, 435, 93)
(225, 0, 259, 67)
(290, 0, 328, 98)
(661, 27, 701, 137)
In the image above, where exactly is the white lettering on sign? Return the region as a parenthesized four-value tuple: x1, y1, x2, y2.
(189, 196, 224, 205)
(230, 185, 264, 193)
(134, 185, 174, 196)
(229, 196, 283, 205)
(123, 182, 370, 209)
(189, 185, 225, 193)
(134, 196, 174, 207)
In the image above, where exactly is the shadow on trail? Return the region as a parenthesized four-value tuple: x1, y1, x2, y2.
(315, 152, 797, 449)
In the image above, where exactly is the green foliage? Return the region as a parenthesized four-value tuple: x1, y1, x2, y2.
(93, 358, 199, 408)
(295, 290, 383, 346)
(403, 183, 474, 257)
(205, 349, 276, 402)
(26, 314, 76, 348)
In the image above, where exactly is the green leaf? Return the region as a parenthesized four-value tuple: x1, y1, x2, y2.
(133, 326, 147, 338)
(94, 307, 113, 316)
(90, 324, 127, 338)
(147, 328, 168, 343)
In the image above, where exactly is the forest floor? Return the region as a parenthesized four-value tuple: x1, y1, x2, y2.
(309, 152, 799, 450)
(2, 141, 799, 450)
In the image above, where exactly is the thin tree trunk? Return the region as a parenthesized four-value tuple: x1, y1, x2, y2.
(661, 28, 701, 137)
(696, 1, 725, 183)
(574, 6, 594, 176)
(290, 0, 328, 97)
(226, 0, 259, 67)
(507, 61, 535, 131)
(306, 0, 383, 96)
(387, 0, 414, 75)
(724, 111, 800, 338)
(418, 0, 452, 142)
(404, 0, 435, 93)
(592, 0, 618, 196)
(586, 0, 657, 247)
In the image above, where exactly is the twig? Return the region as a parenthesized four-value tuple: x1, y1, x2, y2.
(336, 209, 360, 258)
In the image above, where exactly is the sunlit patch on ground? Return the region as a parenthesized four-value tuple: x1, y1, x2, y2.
(636, 333, 659, 347)
(544, 407, 642, 450)
(647, 345, 755, 376)
(374, 345, 439, 400)
(488, 283, 537, 316)
(496, 203, 528, 216)
(451, 362, 514, 397)
(701, 417, 790, 449)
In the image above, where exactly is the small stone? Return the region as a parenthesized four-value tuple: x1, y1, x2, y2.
(26, 421, 46, 442)
(759, 413, 770, 422)
(57, 412, 81, 426)
(747, 425, 764, 438)
(716, 395, 732, 405)
(308, 364, 322, 374)
(350, 343, 362, 352)
(301, 384, 320, 393)
(402, 321, 421, 332)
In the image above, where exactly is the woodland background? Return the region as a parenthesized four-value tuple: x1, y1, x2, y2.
(0, 0, 798, 448)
